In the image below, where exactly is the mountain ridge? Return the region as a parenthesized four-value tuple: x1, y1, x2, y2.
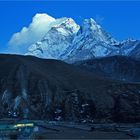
(0, 54, 140, 122)
(24, 14, 140, 62)
(75, 55, 140, 83)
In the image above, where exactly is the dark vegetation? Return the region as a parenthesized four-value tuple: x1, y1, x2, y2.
(0, 54, 140, 123)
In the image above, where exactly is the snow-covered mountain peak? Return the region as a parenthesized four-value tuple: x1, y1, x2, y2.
(25, 14, 140, 62)
(82, 18, 101, 32)
(26, 17, 80, 59)
(56, 17, 77, 26)
(50, 17, 80, 35)
(60, 18, 80, 33)
(77, 18, 118, 45)
(61, 18, 121, 62)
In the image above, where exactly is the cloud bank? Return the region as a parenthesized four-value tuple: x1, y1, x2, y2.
(8, 13, 55, 54)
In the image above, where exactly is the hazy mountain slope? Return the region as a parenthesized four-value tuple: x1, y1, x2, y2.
(75, 55, 140, 83)
(0, 54, 140, 122)
(128, 41, 140, 58)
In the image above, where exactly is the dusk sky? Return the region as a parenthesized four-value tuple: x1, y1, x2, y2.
(0, 1, 140, 53)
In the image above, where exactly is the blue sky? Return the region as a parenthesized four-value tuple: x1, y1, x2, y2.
(0, 1, 140, 52)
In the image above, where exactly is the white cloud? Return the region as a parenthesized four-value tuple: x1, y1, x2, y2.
(8, 13, 55, 54)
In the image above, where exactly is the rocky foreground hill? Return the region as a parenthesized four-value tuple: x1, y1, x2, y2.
(0, 54, 140, 123)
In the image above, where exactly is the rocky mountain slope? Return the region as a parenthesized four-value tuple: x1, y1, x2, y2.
(63, 18, 120, 62)
(0, 54, 140, 123)
(75, 55, 140, 83)
(26, 17, 79, 59)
